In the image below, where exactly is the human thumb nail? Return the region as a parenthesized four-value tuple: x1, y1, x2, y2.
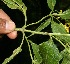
(0, 18, 15, 34)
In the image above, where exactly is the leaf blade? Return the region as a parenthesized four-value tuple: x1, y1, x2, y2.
(61, 52, 70, 64)
(39, 39, 61, 64)
(29, 40, 42, 64)
(51, 21, 70, 43)
(35, 18, 51, 32)
(59, 9, 70, 19)
(13, 0, 24, 7)
(47, 0, 56, 10)
(2, 0, 19, 9)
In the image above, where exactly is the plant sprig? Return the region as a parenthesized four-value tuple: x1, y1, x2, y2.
(2, 0, 70, 64)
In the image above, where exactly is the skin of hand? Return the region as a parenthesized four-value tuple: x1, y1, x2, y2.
(0, 9, 17, 39)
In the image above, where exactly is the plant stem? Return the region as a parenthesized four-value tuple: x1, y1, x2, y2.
(25, 36, 34, 64)
(20, 32, 25, 47)
(25, 29, 70, 36)
(52, 13, 64, 16)
(15, 28, 70, 36)
(25, 29, 49, 35)
(26, 15, 50, 27)
(15, 28, 22, 31)
(52, 36, 70, 53)
(52, 36, 66, 48)
(22, 5, 27, 26)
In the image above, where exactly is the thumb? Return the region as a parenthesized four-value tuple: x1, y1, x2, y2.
(0, 18, 16, 34)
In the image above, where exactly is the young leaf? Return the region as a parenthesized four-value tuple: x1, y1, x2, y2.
(39, 39, 61, 64)
(35, 18, 51, 32)
(59, 9, 70, 19)
(29, 40, 42, 64)
(51, 21, 70, 43)
(47, 0, 56, 11)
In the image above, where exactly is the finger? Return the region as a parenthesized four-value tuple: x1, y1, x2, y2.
(7, 31, 17, 39)
(0, 18, 15, 34)
(0, 9, 17, 39)
(0, 9, 10, 20)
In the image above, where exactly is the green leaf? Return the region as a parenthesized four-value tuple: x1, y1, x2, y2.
(2, 0, 27, 19)
(60, 49, 67, 60)
(39, 39, 61, 64)
(12, 0, 27, 10)
(2, 0, 26, 10)
(51, 21, 70, 43)
(35, 18, 51, 32)
(61, 52, 70, 64)
(51, 21, 67, 33)
(28, 18, 51, 37)
(47, 0, 56, 10)
(2, 0, 19, 9)
(59, 9, 70, 19)
(13, 0, 24, 6)
(29, 40, 42, 64)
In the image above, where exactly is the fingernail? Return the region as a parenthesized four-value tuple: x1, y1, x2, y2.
(6, 21, 16, 33)
(0, 18, 16, 34)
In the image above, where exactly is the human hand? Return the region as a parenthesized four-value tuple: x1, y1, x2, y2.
(0, 9, 17, 39)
